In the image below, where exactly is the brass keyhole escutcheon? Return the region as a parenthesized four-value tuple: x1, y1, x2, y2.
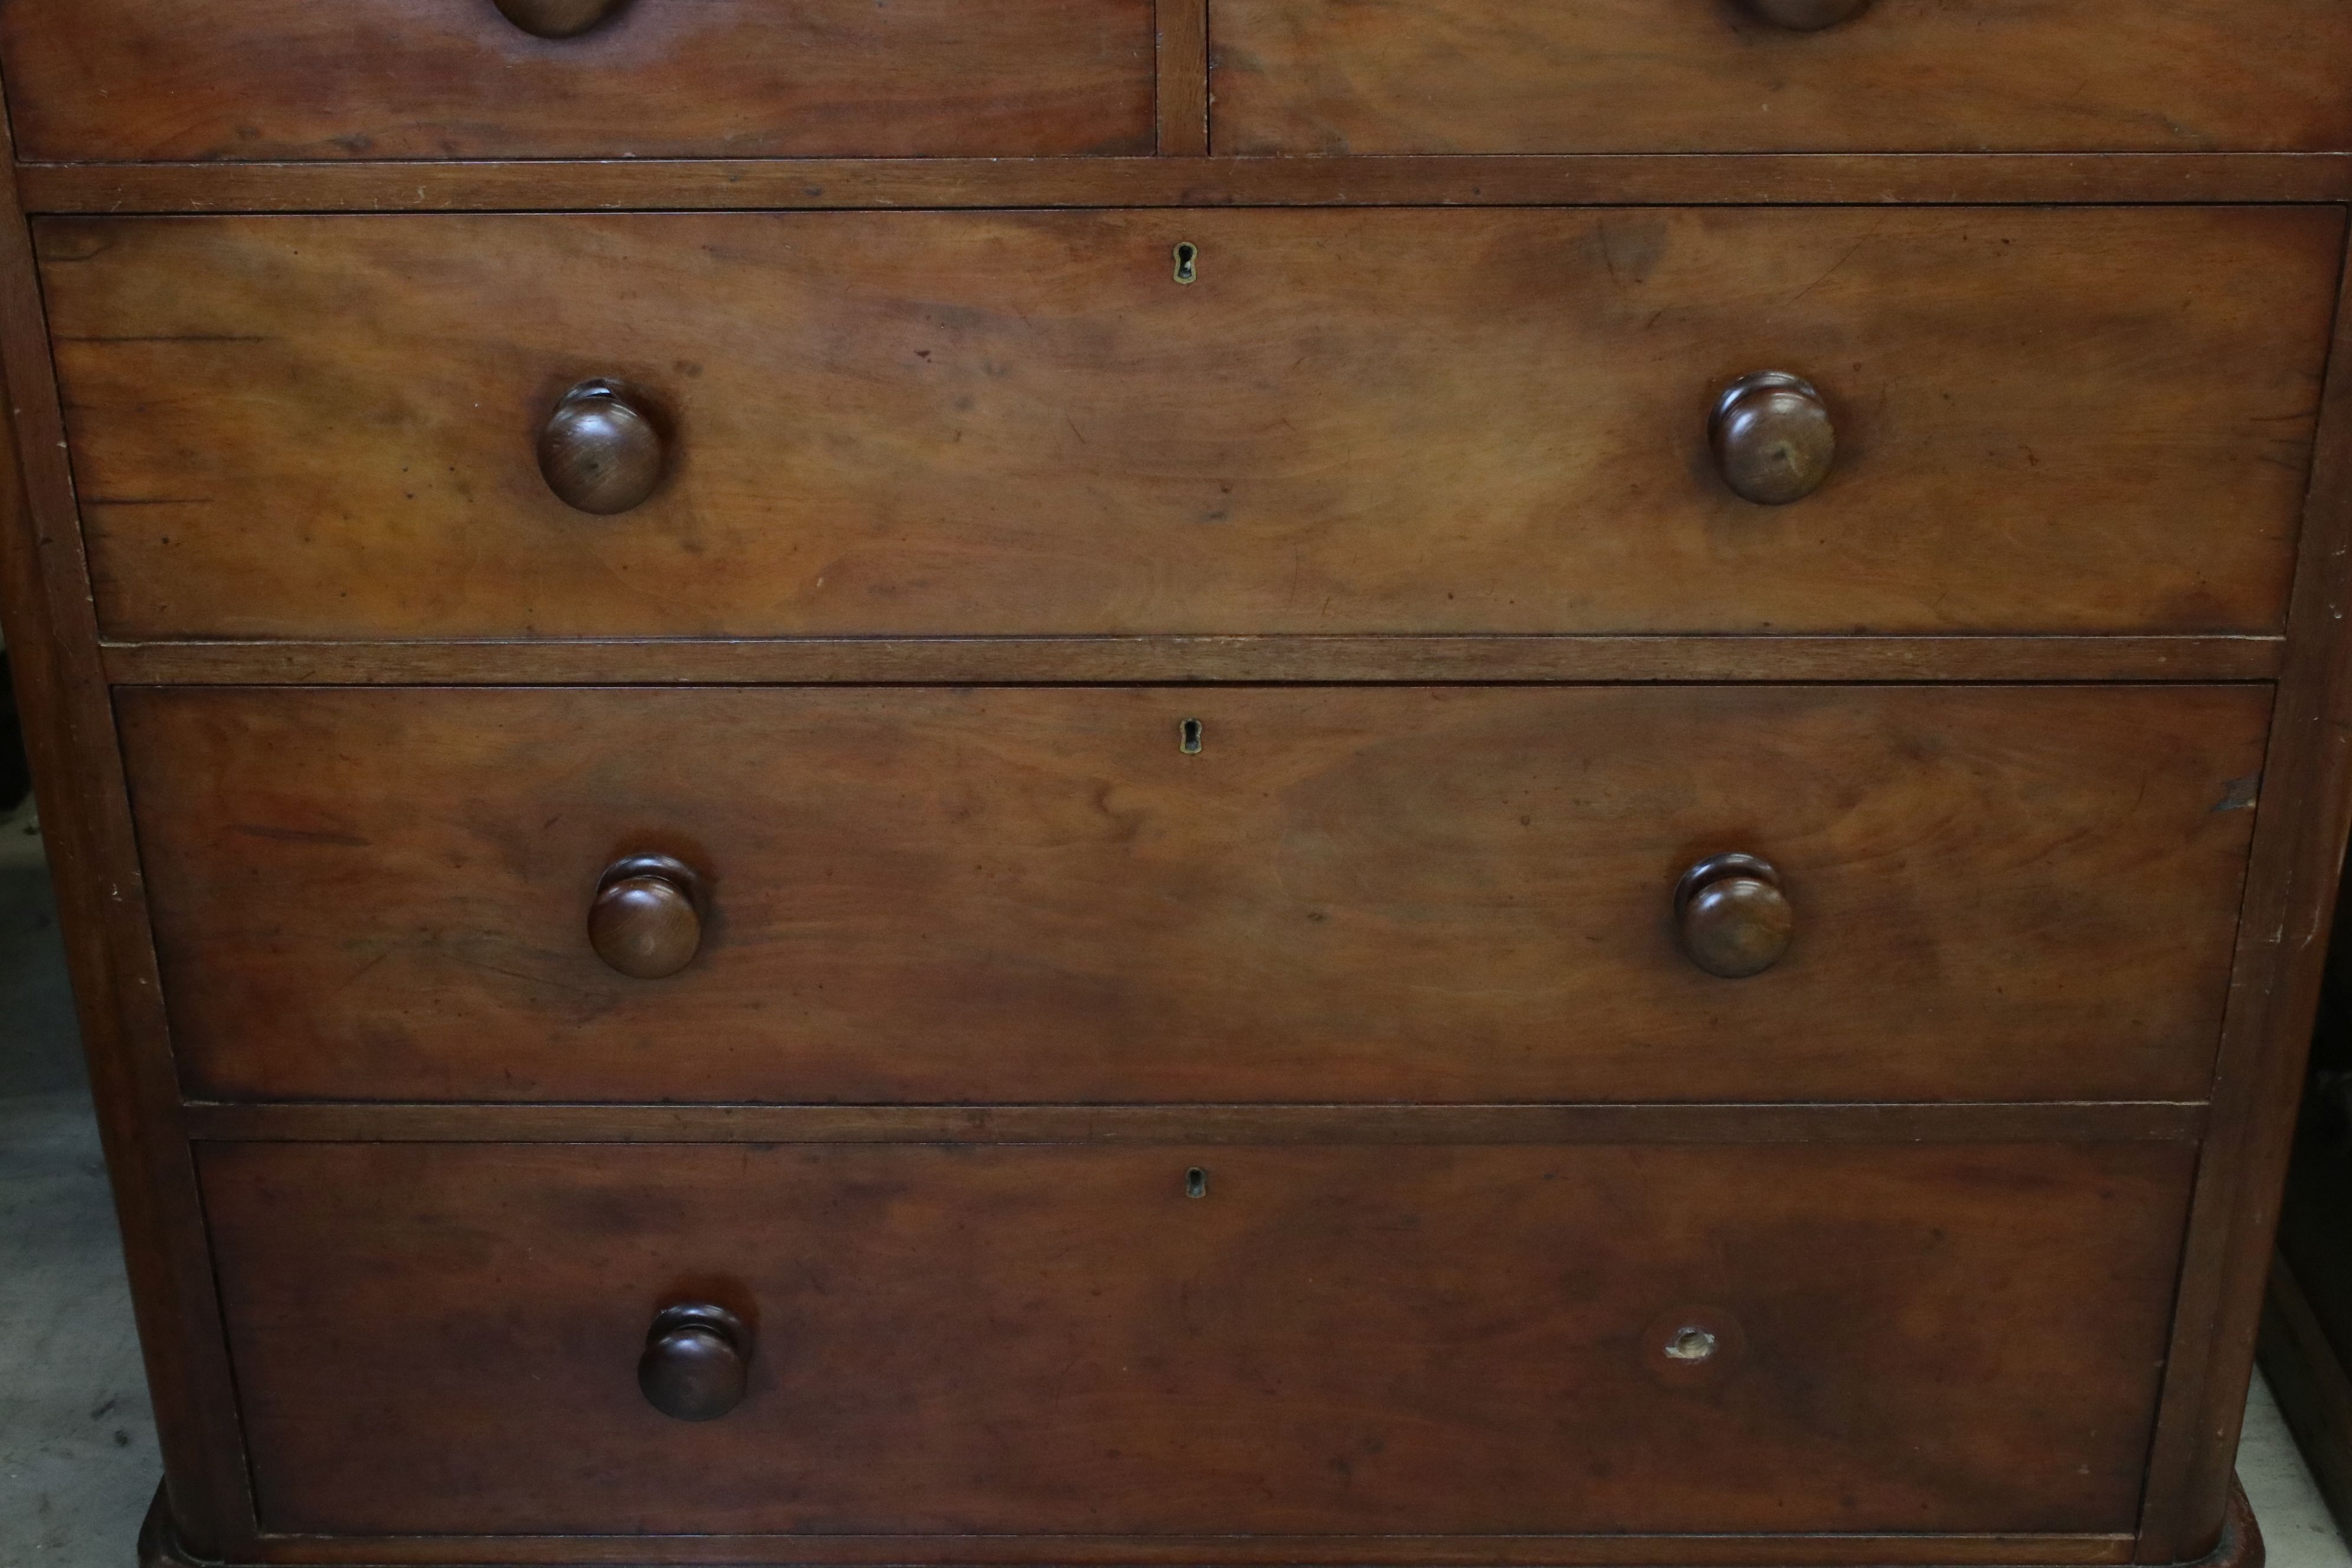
(1172, 242, 1199, 285)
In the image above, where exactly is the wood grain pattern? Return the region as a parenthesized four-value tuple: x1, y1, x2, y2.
(0, 0, 1154, 161)
(20, 154, 2352, 217)
(1212, 0, 2352, 154)
(176, 1100, 2210, 1147)
(119, 684, 2267, 1106)
(93, 634, 2291, 688)
(2134, 184, 2352, 1562)
(200, 1139, 2194, 1537)
(41, 207, 2341, 641)
(0, 107, 259, 1560)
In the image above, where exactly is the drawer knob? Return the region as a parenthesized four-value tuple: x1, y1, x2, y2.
(539, 380, 667, 515)
(494, 0, 629, 39)
(1710, 371, 1835, 506)
(589, 854, 706, 979)
(638, 1304, 751, 1422)
(1674, 853, 1793, 979)
(1744, 0, 1870, 29)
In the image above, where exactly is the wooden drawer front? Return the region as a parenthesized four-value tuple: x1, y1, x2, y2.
(0, 0, 1152, 161)
(122, 684, 2265, 1106)
(45, 207, 2337, 641)
(1211, 0, 2352, 154)
(202, 1139, 2193, 1537)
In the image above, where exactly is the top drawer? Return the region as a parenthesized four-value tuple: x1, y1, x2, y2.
(0, 0, 1154, 161)
(1213, 0, 2352, 155)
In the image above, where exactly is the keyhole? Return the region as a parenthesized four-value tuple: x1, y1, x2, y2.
(1185, 1167, 1208, 1198)
(1172, 242, 1198, 285)
(1180, 717, 1203, 754)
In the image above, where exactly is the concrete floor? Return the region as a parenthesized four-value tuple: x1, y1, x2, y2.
(0, 799, 2346, 1567)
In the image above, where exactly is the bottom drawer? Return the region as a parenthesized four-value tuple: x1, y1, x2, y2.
(202, 1139, 2192, 1539)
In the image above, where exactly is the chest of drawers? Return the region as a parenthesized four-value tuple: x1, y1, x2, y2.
(1, 6, 2348, 1568)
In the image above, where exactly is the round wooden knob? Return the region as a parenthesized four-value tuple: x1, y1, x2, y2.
(1743, 0, 1870, 30)
(539, 380, 666, 515)
(1674, 853, 1794, 979)
(494, 0, 629, 39)
(589, 854, 706, 979)
(1710, 371, 1835, 506)
(638, 1304, 750, 1422)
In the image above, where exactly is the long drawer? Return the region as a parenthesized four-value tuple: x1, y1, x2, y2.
(201, 1138, 2194, 1537)
(44, 207, 2340, 641)
(1212, 0, 2352, 154)
(120, 684, 2266, 1105)
(0, 0, 1154, 161)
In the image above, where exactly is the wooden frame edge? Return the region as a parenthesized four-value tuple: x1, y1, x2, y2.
(2135, 211, 2352, 1557)
(0, 79, 259, 1562)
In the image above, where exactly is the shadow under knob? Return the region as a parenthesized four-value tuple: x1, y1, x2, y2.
(638, 1304, 751, 1422)
(1674, 852, 1794, 979)
(539, 379, 667, 514)
(494, 0, 630, 38)
(1743, 0, 1871, 30)
(589, 854, 707, 979)
(1710, 371, 1835, 506)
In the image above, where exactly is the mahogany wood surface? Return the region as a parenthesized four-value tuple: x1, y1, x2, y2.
(119, 684, 2266, 1107)
(93, 633, 2291, 688)
(200, 1138, 2193, 1537)
(2135, 198, 2352, 1562)
(21, 153, 2352, 217)
(1211, 0, 2352, 155)
(0, 0, 1155, 161)
(40, 207, 2341, 641)
(178, 1100, 2209, 1146)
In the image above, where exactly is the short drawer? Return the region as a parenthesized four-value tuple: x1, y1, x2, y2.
(121, 684, 2266, 1105)
(201, 1138, 2194, 1537)
(44, 207, 2340, 641)
(1212, 0, 2352, 154)
(0, 0, 1153, 161)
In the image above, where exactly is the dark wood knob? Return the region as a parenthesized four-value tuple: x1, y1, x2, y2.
(1710, 371, 1836, 505)
(1674, 853, 1794, 979)
(1743, 0, 1870, 29)
(539, 380, 666, 514)
(589, 854, 706, 979)
(494, 0, 629, 39)
(638, 1304, 750, 1422)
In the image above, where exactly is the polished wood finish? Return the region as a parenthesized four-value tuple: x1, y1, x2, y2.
(119, 684, 2264, 1106)
(538, 381, 667, 517)
(1212, 0, 2352, 154)
(93, 633, 2291, 688)
(0, 100, 256, 1561)
(176, 1100, 2212, 1148)
(43, 207, 2338, 641)
(2137, 234, 2352, 1563)
(1710, 374, 1835, 508)
(1746, 0, 1871, 30)
(200, 1139, 2194, 1537)
(492, 0, 628, 41)
(586, 854, 707, 981)
(638, 1304, 752, 1423)
(1674, 853, 1794, 979)
(0, 0, 1155, 161)
(21, 154, 2352, 217)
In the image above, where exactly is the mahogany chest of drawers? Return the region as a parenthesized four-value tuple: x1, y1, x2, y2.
(2, 4, 2349, 1567)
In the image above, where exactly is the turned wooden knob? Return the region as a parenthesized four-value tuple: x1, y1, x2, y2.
(638, 1304, 750, 1422)
(494, 0, 629, 38)
(1674, 853, 1794, 979)
(1710, 371, 1836, 505)
(1743, 0, 1870, 30)
(589, 854, 706, 979)
(539, 380, 666, 514)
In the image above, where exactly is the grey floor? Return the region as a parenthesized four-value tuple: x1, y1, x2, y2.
(0, 796, 2345, 1568)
